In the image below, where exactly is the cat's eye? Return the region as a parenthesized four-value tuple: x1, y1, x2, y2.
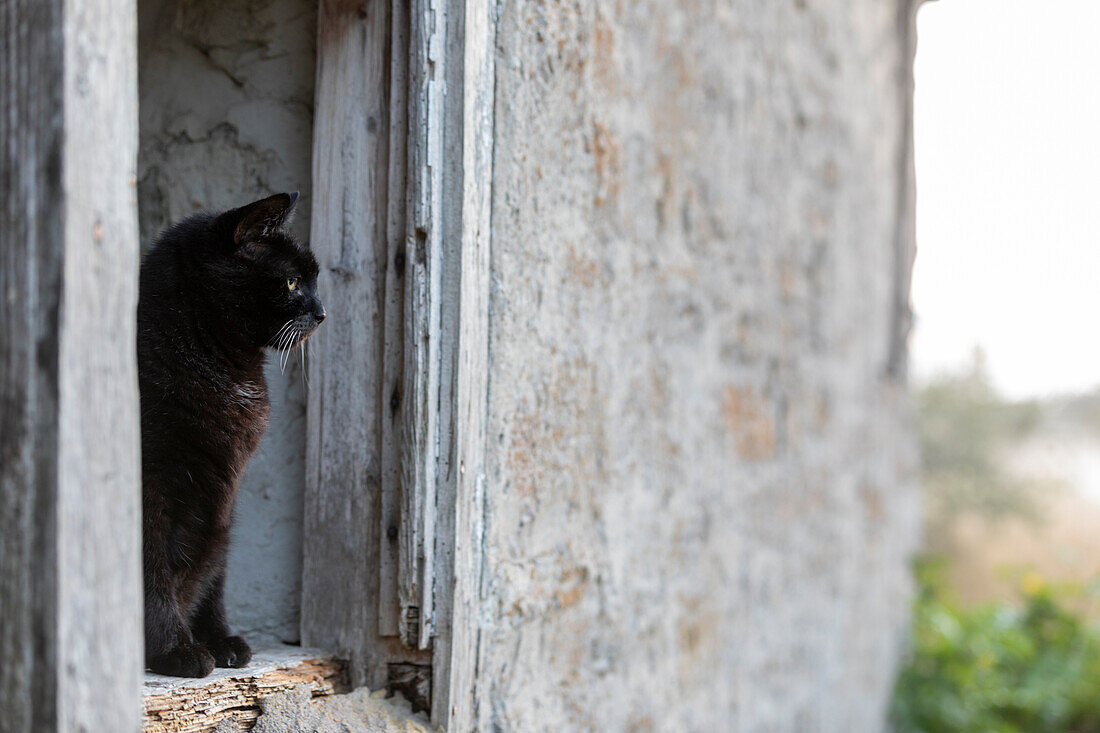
(287, 277, 299, 292)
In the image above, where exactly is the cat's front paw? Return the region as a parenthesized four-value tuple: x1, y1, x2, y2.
(206, 634, 252, 668)
(148, 641, 215, 678)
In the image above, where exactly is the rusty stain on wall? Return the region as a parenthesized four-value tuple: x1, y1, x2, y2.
(723, 385, 777, 461)
(589, 121, 622, 207)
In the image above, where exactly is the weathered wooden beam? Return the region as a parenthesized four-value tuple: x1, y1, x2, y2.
(379, 0, 411, 642)
(57, 0, 143, 727)
(392, 0, 497, 722)
(304, 0, 495, 726)
(302, 0, 431, 691)
(142, 649, 347, 733)
(0, 4, 65, 730)
(436, 0, 496, 728)
(1, 0, 142, 731)
(302, 0, 391, 686)
(398, 0, 449, 652)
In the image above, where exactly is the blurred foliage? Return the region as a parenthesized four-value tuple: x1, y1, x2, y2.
(892, 560, 1100, 732)
(918, 361, 1042, 548)
(1050, 389, 1100, 438)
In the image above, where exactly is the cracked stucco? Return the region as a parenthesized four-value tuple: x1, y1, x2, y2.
(137, 0, 316, 645)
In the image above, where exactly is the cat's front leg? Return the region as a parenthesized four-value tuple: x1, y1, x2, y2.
(145, 576, 215, 677)
(191, 567, 252, 669)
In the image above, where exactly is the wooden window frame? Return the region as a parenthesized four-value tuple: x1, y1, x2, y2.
(2, 0, 492, 729)
(302, 0, 494, 728)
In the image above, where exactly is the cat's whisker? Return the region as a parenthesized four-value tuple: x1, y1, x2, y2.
(275, 319, 292, 343)
(286, 331, 298, 373)
(280, 327, 297, 373)
(277, 331, 291, 373)
(282, 326, 296, 345)
(267, 319, 294, 349)
(270, 325, 295, 369)
(275, 330, 288, 372)
(273, 332, 287, 373)
(278, 320, 297, 343)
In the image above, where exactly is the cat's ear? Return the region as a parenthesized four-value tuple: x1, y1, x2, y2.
(226, 192, 299, 245)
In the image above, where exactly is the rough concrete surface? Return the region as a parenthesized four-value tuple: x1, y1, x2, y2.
(468, 1, 919, 730)
(137, 0, 317, 645)
(250, 688, 432, 733)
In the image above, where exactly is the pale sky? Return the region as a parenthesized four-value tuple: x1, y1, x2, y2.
(911, 0, 1100, 399)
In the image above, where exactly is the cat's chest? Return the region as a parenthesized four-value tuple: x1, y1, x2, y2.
(200, 370, 270, 452)
(228, 378, 268, 411)
(224, 394, 269, 484)
(220, 376, 270, 428)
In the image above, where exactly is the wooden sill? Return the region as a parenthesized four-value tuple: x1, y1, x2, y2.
(142, 645, 348, 733)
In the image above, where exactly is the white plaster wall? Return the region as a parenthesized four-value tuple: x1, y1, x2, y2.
(137, 0, 316, 645)
(470, 1, 919, 730)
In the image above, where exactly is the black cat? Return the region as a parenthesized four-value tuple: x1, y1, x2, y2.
(138, 193, 324, 677)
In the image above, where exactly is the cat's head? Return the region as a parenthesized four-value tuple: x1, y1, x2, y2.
(204, 192, 326, 353)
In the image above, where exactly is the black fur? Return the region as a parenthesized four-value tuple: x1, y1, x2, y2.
(138, 193, 324, 677)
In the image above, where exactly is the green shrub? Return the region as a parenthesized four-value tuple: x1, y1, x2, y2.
(891, 560, 1100, 732)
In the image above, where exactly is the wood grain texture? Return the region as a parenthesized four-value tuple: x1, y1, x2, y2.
(303, 0, 390, 684)
(378, 0, 410, 641)
(142, 649, 347, 733)
(302, 0, 431, 691)
(1, 0, 142, 730)
(305, 2, 495, 725)
(397, 1, 496, 722)
(397, 0, 449, 652)
(57, 0, 143, 728)
(439, 0, 496, 727)
(0, 3, 64, 731)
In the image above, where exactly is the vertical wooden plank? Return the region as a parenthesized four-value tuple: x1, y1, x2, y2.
(302, 0, 391, 687)
(438, 0, 496, 727)
(305, 0, 495, 718)
(378, 0, 410, 640)
(399, 0, 448, 651)
(1, 0, 142, 730)
(57, 0, 143, 728)
(0, 4, 64, 731)
(304, 0, 432, 691)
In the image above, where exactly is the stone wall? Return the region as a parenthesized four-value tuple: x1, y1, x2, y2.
(137, 0, 316, 645)
(467, 1, 919, 730)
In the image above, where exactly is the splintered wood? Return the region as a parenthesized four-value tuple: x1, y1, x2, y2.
(142, 650, 347, 733)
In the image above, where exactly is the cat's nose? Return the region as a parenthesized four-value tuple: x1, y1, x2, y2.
(315, 308, 326, 323)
